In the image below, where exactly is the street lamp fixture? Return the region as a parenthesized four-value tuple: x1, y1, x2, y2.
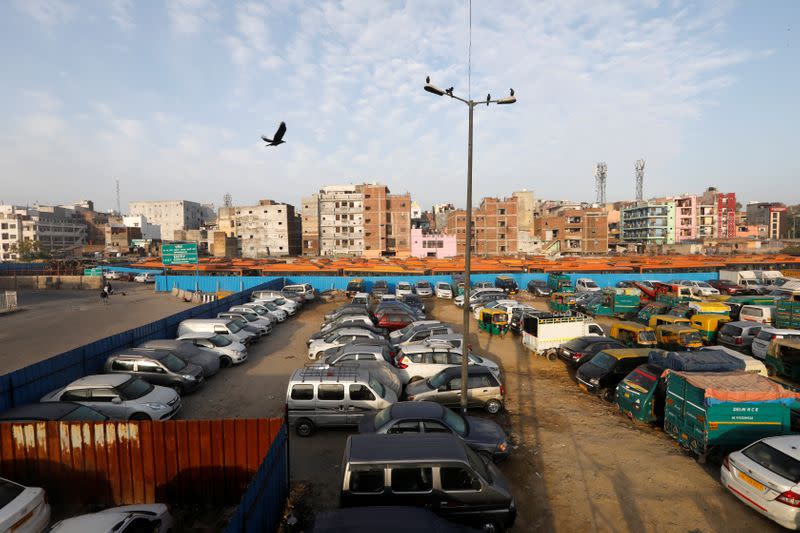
(424, 76, 516, 414)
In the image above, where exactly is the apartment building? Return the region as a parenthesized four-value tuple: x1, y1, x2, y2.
(512, 190, 536, 253)
(318, 185, 365, 256)
(716, 192, 737, 238)
(536, 207, 609, 255)
(362, 184, 411, 257)
(128, 200, 215, 241)
(216, 200, 301, 258)
(105, 225, 142, 254)
(673, 195, 698, 242)
(747, 202, 789, 239)
(621, 202, 676, 245)
(0, 205, 87, 260)
(410, 229, 457, 258)
(446, 196, 518, 256)
(300, 194, 320, 256)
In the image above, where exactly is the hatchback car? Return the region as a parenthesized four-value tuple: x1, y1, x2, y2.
(396, 282, 414, 297)
(751, 328, 800, 360)
(395, 345, 500, 384)
(709, 279, 748, 295)
(676, 280, 720, 296)
(138, 340, 220, 377)
(41, 374, 180, 420)
(558, 336, 628, 366)
(576, 348, 654, 401)
(0, 477, 50, 533)
(391, 323, 453, 347)
(360, 401, 510, 461)
(104, 349, 204, 395)
(527, 279, 551, 296)
(308, 328, 385, 360)
(320, 344, 402, 397)
(721, 435, 800, 530)
(310, 318, 385, 344)
(0, 401, 109, 422)
(717, 321, 763, 353)
(414, 281, 433, 297)
(375, 311, 415, 332)
(575, 278, 601, 293)
(176, 332, 247, 367)
(405, 366, 505, 414)
(435, 282, 453, 299)
(49, 503, 174, 533)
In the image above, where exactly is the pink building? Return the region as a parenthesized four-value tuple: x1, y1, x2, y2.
(410, 228, 457, 258)
(674, 195, 698, 242)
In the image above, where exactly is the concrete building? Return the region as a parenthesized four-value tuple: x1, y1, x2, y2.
(318, 185, 364, 256)
(432, 203, 455, 232)
(535, 207, 609, 255)
(747, 202, 789, 240)
(211, 231, 239, 258)
(300, 194, 320, 256)
(216, 200, 301, 258)
(621, 202, 676, 245)
(123, 215, 161, 240)
(105, 225, 142, 254)
(446, 196, 518, 256)
(410, 229, 457, 258)
(715, 192, 737, 238)
(512, 190, 536, 253)
(0, 205, 87, 260)
(362, 184, 411, 257)
(673, 195, 698, 242)
(128, 200, 214, 241)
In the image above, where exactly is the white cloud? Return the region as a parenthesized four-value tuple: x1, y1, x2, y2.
(168, 0, 218, 34)
(13, 0, 75, 27)
(19, 90, 61, 111)
(109, 0, 135, 31)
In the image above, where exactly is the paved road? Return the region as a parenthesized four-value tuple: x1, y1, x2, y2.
(0, 283, 199, 374)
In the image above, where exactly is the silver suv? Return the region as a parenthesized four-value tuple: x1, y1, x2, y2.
(395, 344, 500, 384)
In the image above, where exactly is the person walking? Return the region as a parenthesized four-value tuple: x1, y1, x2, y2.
(100, 287, 109, 305)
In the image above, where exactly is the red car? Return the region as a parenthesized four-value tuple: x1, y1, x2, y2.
(376, 312, 415, 331)
(708, 279, 748, 295)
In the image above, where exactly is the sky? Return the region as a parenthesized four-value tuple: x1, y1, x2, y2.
(0, 0, 798, 213)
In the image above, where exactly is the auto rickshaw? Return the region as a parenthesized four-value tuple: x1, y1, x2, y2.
(610, 322, 658, 348)
(655, 324, 703, 351)
(549, 292, 577, 313)
(688, 301, 731, 317)
(637, 302, 671, 325)
(647, 314, 691, 329)
(478, 308, 509, 335)
(689, 314, 731, 344)
(765, 338, 800, 382)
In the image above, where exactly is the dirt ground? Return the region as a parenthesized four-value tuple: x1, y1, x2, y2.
(178, 295, 783, 532)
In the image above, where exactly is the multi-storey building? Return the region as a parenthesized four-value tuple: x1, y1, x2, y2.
(105, 225, 142, 254)
(410, 229, 457, 258)
(446, 197, 518, 255)
(621, 202, 676, 245)
(318, 185, 365, 256)
(216, 200, 301, 258)
(747, 202, 789, 240)
(536, 207, 609, 255)
(122, 215, 161, 240)
(300, 194, 320, 256)
(0, 205, 87, 260)
(128, 200, 214, 241)
(673, 195, 698, 242)
(362, 184, 411, 257)
(512, 190, 536, 253)
(432, 203, 455, 232)
(716, 192, 737, 238)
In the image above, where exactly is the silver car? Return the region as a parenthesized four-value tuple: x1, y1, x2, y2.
(435, 282, 453, 299)
(41, 374, 181, 421)
(308, 328, 385, 360)
(176, 332, 247, 367)
(319, 344, 402, 397)
(0, 477, 51, 533)
(49, 504, 174, 533)
(138, 339, 221, 377)
(395, 345, 500, 384)
(414, 281, 433, 297)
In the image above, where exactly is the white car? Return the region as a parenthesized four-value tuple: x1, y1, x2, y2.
(231, 304, 276, 326)
(380, 294, 397, 301)
(219, 311, 272, 337)
(575, 278, 601, 293)
(134, 272, 156, 283)
(678, 280, 720, 296)
(454, 288, 504, 308)
(307, 328, 385, 360)
(721, 435, 800, 530)
(389, 320, 443, 342)
(750, 328, 800, 360)
(472, 299, 519, 320)
(262, 296, 298, 315)
(415, 281, 433, 297)
(253, 300, 288, 322)
(395, 346, 500, 384)
(103, 271, 123, 280)
(49, 503, 174, 533)
(352, 292, 370, 305)
(396, 282, 414, 297)
(435, 282, 453, 299)
(0, 477, 50, 533)
(177, 332, 247, 367)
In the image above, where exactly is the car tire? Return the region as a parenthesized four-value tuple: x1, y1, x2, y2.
(296, 418, 314, 437)
(220, 356, 233, 368)
(485, 399, 503, 415)
(130, 412, 151, 421)
(546, 350, 558, 362)
(599, 387, 615, 402)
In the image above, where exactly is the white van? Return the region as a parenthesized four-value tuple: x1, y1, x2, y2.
(739, 305, 776, 325)
(283, 283, 315, 301)
(177, 318, 256, 345)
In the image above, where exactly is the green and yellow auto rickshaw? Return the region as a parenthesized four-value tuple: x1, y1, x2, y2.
(655, 324, 703, 351)
(549, 292, 577, 313)
(647, 314, 691, 329)
(689, 314, 731, 344)
(766, 338, 800, 382)
(478, 308, 509, 335)
(610, 322, 658, 348)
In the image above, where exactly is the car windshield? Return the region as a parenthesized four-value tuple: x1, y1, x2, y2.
(584, 281, 599, 288)
(437, 283, 449, 289)
(323, 333, 340, 343)
(426, 371, 450, 389)
(368, 377, 386, 398)
(442, 408, 467, 435)
(588, 352, 616, 370)
(720, 325, 743, 337)
(118, 377, 153, 400)
(681, 331, 702, 344)
(248, 307, 267, 316)
(240, 313, 258, 322)
(374, 406, 392, 429)
(743, 441, 800, 483)
(0, 479, 24, 507)
(227, 321, 243, 333)
(264, 302, 279, 311)
(63, 405, 108, 421)
(639, 331, 657, 342)
(624, 368, 658, 392)
(417, 282, 430, 288)
(209, 334, 232, 347)
(696, 281, 712, 288)
(273, 298, 286, 305)
(161, 353, 187, 372)
(398, 283, 411, 290)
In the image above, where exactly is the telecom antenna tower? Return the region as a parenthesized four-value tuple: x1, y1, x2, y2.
(223, 193, 233, 208)
(594, 162, 607, 204)
(635, 159, 645, 201)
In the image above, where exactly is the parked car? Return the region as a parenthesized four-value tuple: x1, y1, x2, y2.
(415, 281, 433, 297)
(558, 336, 627, 366)
(346, 278, 366, 297)
(49, 503, 174, 533)
(390, 322, 452, 347)
(286, 366, 398, 437)
(310, 318, 385, 344)
(575, 278, 601, 293)
(527, 280, 552, 296)
(104, 349, 204, 394)
(494, 276, 518, 295)
(340, 434, 516, 531)
(472, 299, 518, 320)
(405, 366, 505, 414)
(395, 345, 500, 383)
(396, 282, 414, 297)
(219, 311, 271, 337)
(435, 282, 453, 299)
(0, 401, 108, 422)
(398, 293, 425, 313)
(41, 374, 181, 421)
(739, 305, 776, 325)
(371, 280, 389, 298)
(103, 270, 123, 280)
(380, 294, 397, 301)
(177, 318, 256, 346)
(0, 477, 51, 533)
(308, 328, 385, 360)
(283, 283, 315, 302)
(375, 300, 425, 319)
(320, 343, 402, 397)
(249, 301, 287, 322)
(256, 295, 298, 316)
(575, 348, 654, 401)
(708, 279, 749, 295)
(360, 401, 510, 461)
(375, 311, 416, 332)
(717, 321, 764, 353)
(675, 280, 720, 296)
(468, 293, 507, 312)
(136, 340, 220, 377)
(389, 320, 443, 341)
(176, 332, 247, 367)
(475, 281, 495, 289)
(133, 272, 156, 283)
(750, 328, 800, 360)
(721, 435, 800, 530)
(323, 305, 370, 323)
(351, 292, 371, 306)
(453, 288, 503, 308)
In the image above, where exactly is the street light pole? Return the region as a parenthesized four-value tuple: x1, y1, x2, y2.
(424, 79, 515, 414)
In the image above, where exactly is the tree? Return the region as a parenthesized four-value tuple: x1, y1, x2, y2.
(9, 240, 50, 261)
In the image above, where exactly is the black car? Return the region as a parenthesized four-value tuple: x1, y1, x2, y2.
(494, 276, 518, 295)
(398, 293, 425, 313)
(312, 507, 476, 533)
(575, 349, 652, 401)
(371, 280, 389, 297)
(527, 280, 551, 296)
(558, 336, 627, 366)
(360, 401, 509, 462)
(0, 401, 108, 422)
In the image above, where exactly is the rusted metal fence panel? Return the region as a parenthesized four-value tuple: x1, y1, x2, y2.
(0, 418, 283, 506)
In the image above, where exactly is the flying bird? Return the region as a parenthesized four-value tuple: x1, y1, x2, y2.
(426, 75, 430, 84)
(510, 88, 515, 96)
(486, 93, 491, 106)
(261, 122, 287, 146)
(446, 87, 454, 96)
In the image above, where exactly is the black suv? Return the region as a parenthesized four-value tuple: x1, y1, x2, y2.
(558, 336, 626, 366)
(104, 348, 204, 394)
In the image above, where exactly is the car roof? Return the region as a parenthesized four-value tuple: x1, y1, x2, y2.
(724, 320, 764, 328)
(758, 436, 800, 458)
(0, 401, 81, 420)
(600, 348, 653, 359)
(346, 433, 467, 464)
(67, 374, 130, 388)
(439, 365, 493, 377)
(49, 512, 136, 532)
(329, 328, 376, 336)
(390, 401, 444, 419)
(177, 332, 216, 340)
(337, 342, 385, 353)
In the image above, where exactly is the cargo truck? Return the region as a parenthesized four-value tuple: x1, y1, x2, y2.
(719, 270, 769, 294)
(521, 313, 603, 360)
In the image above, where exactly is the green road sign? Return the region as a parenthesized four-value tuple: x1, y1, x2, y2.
(162, 243, 199, 265)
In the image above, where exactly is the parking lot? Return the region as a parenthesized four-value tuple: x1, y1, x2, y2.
(169, 294, 782, 532)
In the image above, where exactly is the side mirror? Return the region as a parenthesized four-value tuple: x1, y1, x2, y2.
(111, 397, 122, 404)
